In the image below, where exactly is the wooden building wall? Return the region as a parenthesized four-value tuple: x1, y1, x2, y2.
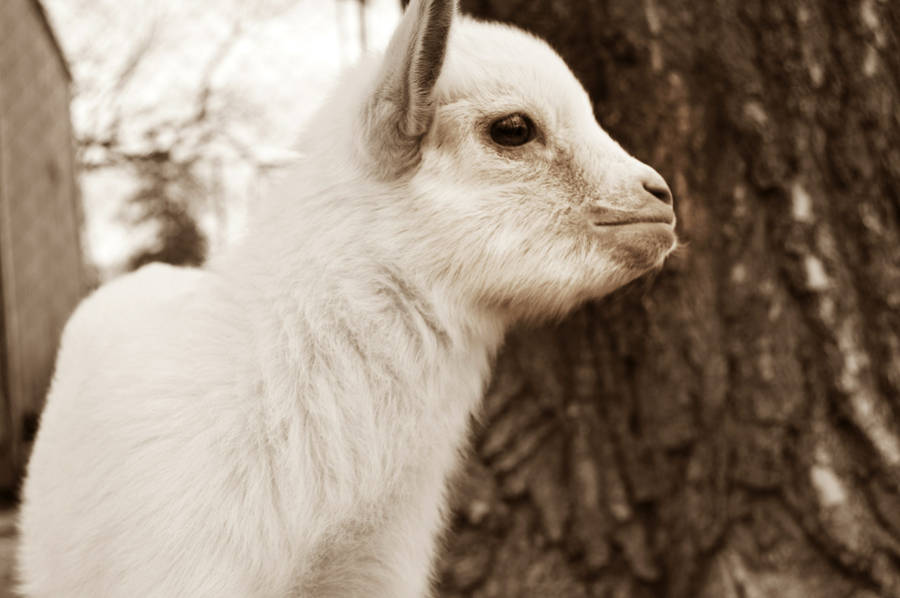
(0, 0, 84, 491)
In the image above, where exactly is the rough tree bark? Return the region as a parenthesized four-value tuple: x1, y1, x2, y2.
(430, 1, 900, 596)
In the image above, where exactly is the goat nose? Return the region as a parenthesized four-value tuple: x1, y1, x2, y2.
(641, 172, 673, 205)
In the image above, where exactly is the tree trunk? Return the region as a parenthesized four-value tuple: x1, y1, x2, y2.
(435, 1, 900, 596)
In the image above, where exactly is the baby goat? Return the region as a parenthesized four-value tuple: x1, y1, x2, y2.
(18, 0, 677, 596)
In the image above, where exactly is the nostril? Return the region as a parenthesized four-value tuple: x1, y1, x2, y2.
(643, 181, 673, 205)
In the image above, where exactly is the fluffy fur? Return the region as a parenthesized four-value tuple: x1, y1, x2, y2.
(17, 1, 677, 596)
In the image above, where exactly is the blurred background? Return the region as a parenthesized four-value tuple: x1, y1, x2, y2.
(2, 0, 900, 597)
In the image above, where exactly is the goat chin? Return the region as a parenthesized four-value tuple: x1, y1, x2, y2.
(17, 1, 677, 596)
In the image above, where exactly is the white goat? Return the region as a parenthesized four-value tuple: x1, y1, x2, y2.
(17, 0, 677, 596)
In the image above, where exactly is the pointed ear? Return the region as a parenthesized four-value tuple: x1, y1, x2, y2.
(364, 0, 457, 175)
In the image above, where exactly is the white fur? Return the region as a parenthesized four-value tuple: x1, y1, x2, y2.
(17, 2, 677, 596)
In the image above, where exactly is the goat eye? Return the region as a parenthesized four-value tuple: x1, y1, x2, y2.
(490, 113, 535, 147)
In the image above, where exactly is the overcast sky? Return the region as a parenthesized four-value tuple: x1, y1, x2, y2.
(42, 0, 401, 273)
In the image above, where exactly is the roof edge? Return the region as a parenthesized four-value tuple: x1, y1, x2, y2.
(30, 0, 73, 82)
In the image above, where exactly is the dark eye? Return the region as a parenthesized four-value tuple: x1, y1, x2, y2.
(490, 113, 536, 147)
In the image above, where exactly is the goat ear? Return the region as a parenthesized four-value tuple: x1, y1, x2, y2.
(364, 0, 456, 174)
